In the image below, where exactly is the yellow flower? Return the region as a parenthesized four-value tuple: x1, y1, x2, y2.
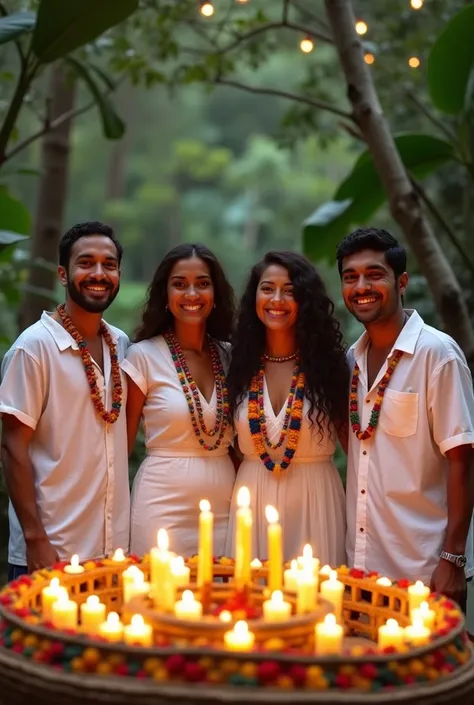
(96, 662, 113, 676)
(71, 657, 85, 673)
(82, 648, 101, 667)
(220, 659, 240, 674)
(409, 659, 425, 675)
(152, 667, 169, 682)
(143, 657, 162, 674)
(240, 662, 257, 678)
(276, 675, 294, 689)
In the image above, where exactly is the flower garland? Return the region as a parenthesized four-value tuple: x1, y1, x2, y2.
(350, 350, 404, 440)
(164, 330, 229, 451)
(56, 304, 122, 424)
(248, 358, 305, 473)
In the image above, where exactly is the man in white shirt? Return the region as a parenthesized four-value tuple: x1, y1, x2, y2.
(0, 221, 130, 581)
(337, 227, 474, 610)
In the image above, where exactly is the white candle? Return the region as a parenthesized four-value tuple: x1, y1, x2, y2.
(124, 614, 153, 647)
(80, 595, 106, 636)
(150, 529, 174, 610)
(174, 590, 203, 620)
(98, 611, 124, 642)
(411, 601, 435, 631)
(235, 487, 252, 588)
(122, 566, 150, 603)
(112, 548, 126, 562)
(51, 592, 78, 630)
(315, 614, 343, 655)
(224, 620, 255, 651)
(263, 590, 292, 621)
(407, 580, 430, 612)
(265, 505, 283, 593)
(296, 569, 317, 614)
(41, 578, 68, 622)
(197, 499, 213, 586)
(378, 618, 405, 650)
(250, 558, 263, 569)
(171, 556, 191, 588)
(64, 554, 85, 575)
(376, 577, 393, 587)
(284, 559, 299, 592)
(404, 614, 431, 646)
(320, 570, 344, 623)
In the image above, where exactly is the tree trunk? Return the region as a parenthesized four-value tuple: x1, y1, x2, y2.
(325, 0, 474, 371)
(18, 65, 77, 331)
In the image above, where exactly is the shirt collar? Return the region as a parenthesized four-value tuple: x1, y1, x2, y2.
(352, 309, 424, 363)
(40, 311, 118, 351)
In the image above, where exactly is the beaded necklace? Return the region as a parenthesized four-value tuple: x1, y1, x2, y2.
(350, 350, 404, 440)
(164, 330, 229, 451)
(248, 357, 305, 473)
(56, 304, 122, 424)
(263, 351, 298, 363)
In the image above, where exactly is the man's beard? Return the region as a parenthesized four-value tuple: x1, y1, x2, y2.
(67, 278, 119, 313)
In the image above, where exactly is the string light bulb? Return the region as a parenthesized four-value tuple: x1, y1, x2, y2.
(364, 52, 375, 65)
(408, 56, 421, 68)
(236, 0, 249, 3)
(200, 1, 214, 16)
(299, 36, 314, 54)
(410, 0, 424, 9)
(355, 20, 368, 35)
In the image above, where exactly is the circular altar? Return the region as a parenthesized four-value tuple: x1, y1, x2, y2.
(0, 553, 473, 705)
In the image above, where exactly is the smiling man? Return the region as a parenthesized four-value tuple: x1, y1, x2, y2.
(337, 227, 474, 611)
(0, 222, 130, 580)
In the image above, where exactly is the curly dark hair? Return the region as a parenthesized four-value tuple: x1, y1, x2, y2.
(135, 243, 235, 343)
(59, 221, 123, 269)
(228, 251, 349, 435)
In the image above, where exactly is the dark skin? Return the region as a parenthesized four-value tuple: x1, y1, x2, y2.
(342, 249, 473, 607)
(1, 235, 120, 571)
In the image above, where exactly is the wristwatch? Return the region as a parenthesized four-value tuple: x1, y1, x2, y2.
(440, 550, 467, 568)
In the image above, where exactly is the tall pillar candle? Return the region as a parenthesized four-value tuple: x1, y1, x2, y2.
(150, 529, 173, 610)
(320, 570, 344, 624)
(234, 486, 252, 588)
(197, 499, 213, 586)
(265, 505, 283, 592)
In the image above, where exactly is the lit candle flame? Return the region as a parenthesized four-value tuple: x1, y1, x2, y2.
(50, 577, 59, 589)
(157, 528, 169, 551)
(107, 612, 120, 626)
(234, 620, 249, 635)
(271, 590, 283, 604)
(324, 613, 337, 627)
(219, 610, 232, 622)
(70, 554, 80, 568)
(303, 544, 312, 559)
(265, 505, 279, 523)
(385, 618, 399, 632)
(182, 590, 195, 604)
(237, 486, 250, 508)
(199, 499, 211, 512)
(86, 595, 100, 607)
(290, 559, 297, 570)
(328, 569, 338, 582)
(130, 614, 145, 628)
(112, 548, 126, 561)
(171, 556, 185, 571)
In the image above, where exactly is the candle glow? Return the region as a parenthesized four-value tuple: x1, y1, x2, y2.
(315, 613, 343, 655)
(64, 554, 85, 574)
(124, 614, 153, 647)
(224, 620, 255, 651)
(266, 505, 283, 592)
(112, 548, 126, 562)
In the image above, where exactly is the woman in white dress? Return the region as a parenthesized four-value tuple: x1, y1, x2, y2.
(225, 251, 349, 565)
(122, 243, 236, 558)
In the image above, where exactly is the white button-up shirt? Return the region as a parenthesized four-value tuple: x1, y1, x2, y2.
(0, 311, 130, 565)
(346, 310, 474, 584)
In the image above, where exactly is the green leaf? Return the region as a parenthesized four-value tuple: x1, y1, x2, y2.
(427, 5, 474, 115)
(0, 11, 35, 45)
(0, 230, 29, 257)
(303, 134, 455, 263)
(65, 57, 125, 139)
(0, 186, 31, 238)
(31, 0, 138, 64)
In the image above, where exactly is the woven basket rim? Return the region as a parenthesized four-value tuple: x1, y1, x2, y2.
(0, 644, 473, 702)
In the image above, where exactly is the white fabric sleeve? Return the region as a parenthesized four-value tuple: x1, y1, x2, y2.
(0, 348, 45, 430)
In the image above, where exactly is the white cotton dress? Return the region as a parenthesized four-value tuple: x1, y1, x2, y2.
(121, 336, 235, 558)
(225, 381, 347, 565)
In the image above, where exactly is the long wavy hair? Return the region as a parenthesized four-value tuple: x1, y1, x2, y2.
(134, 243, 235, 343)
(227, 251, 349, 434)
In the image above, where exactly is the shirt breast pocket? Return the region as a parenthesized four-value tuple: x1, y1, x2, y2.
(378, 389, 419, 438)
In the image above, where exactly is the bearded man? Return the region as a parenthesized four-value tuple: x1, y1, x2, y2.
(0, 221, 130, 579)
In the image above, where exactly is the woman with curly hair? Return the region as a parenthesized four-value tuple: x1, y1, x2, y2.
(225, 251, 349, 564)
(122, 244, 236, 557)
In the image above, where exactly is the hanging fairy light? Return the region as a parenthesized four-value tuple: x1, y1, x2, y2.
(300, 36, 314, 54)
(408, 56, 421, 68)
(410, 0, 424, 9)
(200, 0, 214, 16)
(355, 20, 368, 35)
(364, 52, 375, 65)
(236, 0, 249, 3)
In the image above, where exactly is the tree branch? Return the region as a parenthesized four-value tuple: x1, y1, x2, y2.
(406, 91, 458, 147)
(212, 76, 353, 120)
(411, 177, 474, 277)
(217, 20, 332, 57)
(290, 0, 331, 33)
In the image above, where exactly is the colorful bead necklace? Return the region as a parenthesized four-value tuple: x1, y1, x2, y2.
(164, 330, 229, 451)
(56, 304, 122, 424)
(248, 357, 305, 473)
(350, 350, 404, 440)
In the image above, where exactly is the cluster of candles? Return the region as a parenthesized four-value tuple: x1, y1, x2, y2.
(39, 487, 436, 654)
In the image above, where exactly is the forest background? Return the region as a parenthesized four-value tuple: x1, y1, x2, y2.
(0, 0, 473, 590)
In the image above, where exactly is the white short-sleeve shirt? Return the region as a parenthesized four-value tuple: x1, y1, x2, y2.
(346, 310, 474, 584)
(0, 311, 131, 565)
